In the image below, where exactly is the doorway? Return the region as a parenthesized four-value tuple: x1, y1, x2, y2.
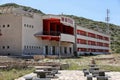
(52, 46, 55, 55)
(45, 46, 48, 55)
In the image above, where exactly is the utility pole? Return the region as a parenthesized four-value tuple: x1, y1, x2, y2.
(59, 33, 61, 62)
(105, 9, 110, 34)
(73, 20, 79, 57)
(105, 9, 111, 53)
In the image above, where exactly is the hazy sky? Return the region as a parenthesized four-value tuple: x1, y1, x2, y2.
(0, 0, 120, 26)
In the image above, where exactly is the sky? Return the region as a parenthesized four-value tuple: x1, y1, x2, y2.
(0, 0, 120, 26)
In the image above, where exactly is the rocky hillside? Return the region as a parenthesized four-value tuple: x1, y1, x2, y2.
(0, 3, 44, 14)
(0, 3, 120, 53)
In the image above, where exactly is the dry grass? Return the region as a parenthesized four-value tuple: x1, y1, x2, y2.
(0, 68, 34, 80)
(60, 54, 120, 71)
(0, 53, 120, 80)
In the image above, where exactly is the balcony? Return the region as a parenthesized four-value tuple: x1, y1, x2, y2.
(35, 31, 75, 43)
(43, 31, 60, 36)
(60, 33, 75, 43)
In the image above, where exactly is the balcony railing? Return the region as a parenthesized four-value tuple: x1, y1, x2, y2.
(37, 31, 75, 43)
(43, 31, 74, 36)
(60, 33, 75, 43)
(43, 31, 60, 36)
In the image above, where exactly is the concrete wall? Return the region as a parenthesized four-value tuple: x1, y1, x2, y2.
(0, 14, 22, 56)
(22, 13, 43, 56)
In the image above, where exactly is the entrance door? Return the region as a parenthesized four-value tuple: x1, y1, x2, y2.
(64, 47, 67, 54)
(45, 46, 48, 55)
(69, 47, 72, 54)
(52, 46, 55, 55)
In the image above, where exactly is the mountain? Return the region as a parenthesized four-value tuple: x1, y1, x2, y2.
(0, 3, 44, 14)
(0, 3, 120, 53)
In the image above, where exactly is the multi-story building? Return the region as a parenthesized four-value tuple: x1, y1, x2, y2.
(0, 7, 75, 57)
(76, 26, 110, 55)
(34, 15, 75, 57)
(0, 6, 110, 57)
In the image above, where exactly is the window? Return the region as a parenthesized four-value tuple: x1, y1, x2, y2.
(29, 46, 31, 49)
(65, 18, 67, 22)
(81, 31, 86, 36)
(3, 25, 5, 28)
(77, 39, 87, 44)
(88, 41, 96, 45)
(64, 47, 67, 54)
(69, 47, 72, 53)
(27, 46, 29, 49)
(62, 17, 64, 21)
(77, 39, 80, 43)
(24, 24, 26, 27)
(7, 53, 10, 55)
(32, 25, 34, 28)
(77, 30, 87, 36)
(24, 24, 34, 28)
(79, 39, 87, 44)
(78, 48, 87, 52)
(104, 37, 109, 41)
(3, 46, 5, 49)
(27, 24, 29, 27)
(97, 35, 103, 40)
(104, 43, 109, 47)
(24, 46, 26, 49)
(7, 24, 10, 27)
(97, 42, 103, 46)
(77, 30, 80, 34)
(32, 46, 34, 49)
(7, 46, 9, 49)
(88, 32, 96, 38)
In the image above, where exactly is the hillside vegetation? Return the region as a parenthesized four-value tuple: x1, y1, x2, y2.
(0, 3, 120, 53)
(0, 3, 44, 14)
